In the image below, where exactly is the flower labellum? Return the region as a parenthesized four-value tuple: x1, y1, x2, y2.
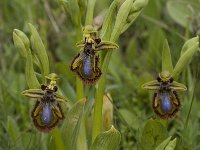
(70, 25, 118, 84)
(22, 74, 66, 132)
(142, 71, 187, 119)
(41, 103, 52, 124)
(71, 42, 102, 84)
(82, 56, 92, 78)
(160, 92, 172, 112)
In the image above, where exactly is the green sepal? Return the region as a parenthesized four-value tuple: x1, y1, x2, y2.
(162, 39, 173, 73)
(83, 25, 97, 35)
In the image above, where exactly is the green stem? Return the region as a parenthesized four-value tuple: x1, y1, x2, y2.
(75, 18, 87, 150)
(184, 67, 198, 130)
(92, 50, 113, 141)
(77, 0, 97, 100)
(184, 87, 195, 130)
(76, 23, 84, 100)
(76, 78, 84, 99)
(85, 0, 96, 25)
(92, 26, 118, 141)
(76, 1, 97, 148)
(51, 128, 66, 150)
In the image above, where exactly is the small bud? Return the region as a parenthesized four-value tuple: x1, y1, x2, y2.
(13, 29, 30, 49)
(13, 30, 28, 58)
(93, 12, 105, 30)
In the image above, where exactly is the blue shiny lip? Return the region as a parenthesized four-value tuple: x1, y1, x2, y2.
(160, 92, 172, 112)
(41, 103, 52, 124)
(82, 56, 92, 77)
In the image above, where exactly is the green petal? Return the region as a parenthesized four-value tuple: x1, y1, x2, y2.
(95, 41, 119, 51)
(22, 89, 44, 99)
(55, 93, 68, 102)
(76, 40, 85, 48)
(142, 80, 160, 90)
(170, 81, 187, 91)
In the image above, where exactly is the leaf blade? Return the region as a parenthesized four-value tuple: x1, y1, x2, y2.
(90, 126, 121, 150)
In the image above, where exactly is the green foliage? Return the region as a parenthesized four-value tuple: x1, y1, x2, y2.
(166, 1, 193, 28)
(138, 119, 168, 150)
(155, 136, 176, 150)
(64, 99, 86, 150)
(25, 48, 40, 88)
(90, 126, 121, 150)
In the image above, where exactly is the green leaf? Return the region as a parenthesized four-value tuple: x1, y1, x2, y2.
(28, 23, 49, 77)
(165, 138, 176, 150)
(51, 128, 66, 150)
(162, 39, 173, 73)
(181, 36, 199, 56)
(59, 0, 80, 26)
(118, 109, 140, 129)
(25, 48, 40, 89)
(166, 1, 193, 28)
(64, 98, 86, 150)
(155, 136, 172, 150)
(7, 116, 23, 149)
(7, 116, 20, 142)
(138, 119, 168, 150)
(172, 36, 199, 79)
(90, 126, 121, 150)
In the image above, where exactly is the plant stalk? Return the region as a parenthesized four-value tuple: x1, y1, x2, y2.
(92, 49, 113, 141)
(92, 21, 118, 140)
(76, 23, 84, 100)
